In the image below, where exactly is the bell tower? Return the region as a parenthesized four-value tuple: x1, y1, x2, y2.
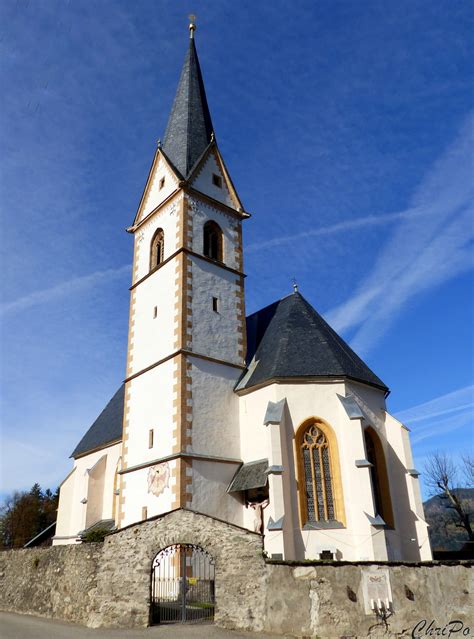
(118, 22, 249, 529)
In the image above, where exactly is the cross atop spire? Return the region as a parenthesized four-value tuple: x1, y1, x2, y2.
(162, 23, 214, 178)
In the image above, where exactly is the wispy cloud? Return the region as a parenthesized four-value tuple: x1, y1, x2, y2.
(246, 206, 427, 253)
(396, 385, 474, 445)
(0, 265, 130, 317)
(324, 112, 474, 355)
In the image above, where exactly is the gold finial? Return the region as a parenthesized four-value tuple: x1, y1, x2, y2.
(188, 14, 196, 39)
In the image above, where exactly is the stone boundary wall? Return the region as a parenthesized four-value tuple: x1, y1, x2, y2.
(89, 508, 266, 629)
(0, 544, 101, 625)
(0, 509, 472, 638)
(264, 560, 473, 638)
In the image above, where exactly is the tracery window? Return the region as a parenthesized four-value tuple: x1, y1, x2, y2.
(150, 228, 164, 270)
(300, 423, 335, 522)
(203, 221, 223, 262)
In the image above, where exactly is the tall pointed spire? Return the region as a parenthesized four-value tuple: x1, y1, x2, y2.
(162, 22, 214, 178)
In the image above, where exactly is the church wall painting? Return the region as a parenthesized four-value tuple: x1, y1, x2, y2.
(120, 462, 176, 527)
(147, 462, 170, 497)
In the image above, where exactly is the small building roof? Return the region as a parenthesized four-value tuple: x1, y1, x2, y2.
(241, 292, 388, 393)
(70, 385, 124, 459)
(23, 521, 56, 548)
(79, 518, 116, 538)
(227, 459, 269, 493)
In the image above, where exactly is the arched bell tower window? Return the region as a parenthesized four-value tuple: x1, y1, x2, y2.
(203, 221, 223, 262)
(296, 419, 345, 526)
(150, 228, 164, 270)
(364, 427, 394, 527)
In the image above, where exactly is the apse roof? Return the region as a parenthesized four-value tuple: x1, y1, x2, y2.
(240, 292, 388, 393)
(70, 385, 124, 459)
(162, 36, 214, 178)
(71, 293, 387, 458)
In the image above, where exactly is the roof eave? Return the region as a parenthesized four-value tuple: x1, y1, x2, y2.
(70, 437, 122, 460)
(235, 374, 389, 396)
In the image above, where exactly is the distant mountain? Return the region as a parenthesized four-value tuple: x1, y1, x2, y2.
(423, 488, 474, 551)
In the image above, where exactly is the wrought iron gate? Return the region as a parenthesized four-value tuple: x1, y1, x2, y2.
(150, 544, 215, 624)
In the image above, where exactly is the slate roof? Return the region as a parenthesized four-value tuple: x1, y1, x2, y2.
(162, 36, 214, 178)
(227, 460, 269, 493)
(71, 293, 387, 458)
(79, 518, 116, 537)
(70, 385, 124, 458)
(240, 292, 388, 392)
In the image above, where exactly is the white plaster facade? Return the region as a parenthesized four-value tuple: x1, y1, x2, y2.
(53, 32, 431, 562)
(54, 442, 121, 545)
(236, 381, 431, 561)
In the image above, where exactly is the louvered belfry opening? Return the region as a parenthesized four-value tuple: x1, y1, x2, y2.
(203, 220, 223, 261)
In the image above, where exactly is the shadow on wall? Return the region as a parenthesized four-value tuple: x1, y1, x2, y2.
(282, 402, 306, 560)
(385, 438, 421, 561)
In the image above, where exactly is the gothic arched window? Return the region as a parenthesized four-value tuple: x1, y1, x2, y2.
(150, 228, 164, 270)
(364, 427, 394, 527)
(203, 221, 223, 262)
(298, 421, 336, 523)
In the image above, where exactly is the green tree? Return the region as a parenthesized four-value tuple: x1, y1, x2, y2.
(0, 484, 59, 549)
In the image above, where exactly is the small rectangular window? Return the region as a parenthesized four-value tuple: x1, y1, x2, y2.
(212, 173, 222, 188)
(153, 306, 157, 319)
(212, 296, 219, 312)
(148, 429, 154, 448)
(142, 506, 148, 520)
(159, 176, 165, 190)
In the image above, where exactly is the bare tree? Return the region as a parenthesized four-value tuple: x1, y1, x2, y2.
(462, 454, 474, 488)
(424, 453, 473, 542)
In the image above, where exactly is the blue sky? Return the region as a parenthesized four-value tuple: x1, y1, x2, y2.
(1, 0, 473, 501)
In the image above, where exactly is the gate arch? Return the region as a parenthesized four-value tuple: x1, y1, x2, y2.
(150, 543, 215, 624)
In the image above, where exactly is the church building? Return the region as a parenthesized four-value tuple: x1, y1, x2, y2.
(53, 24, 431, 562)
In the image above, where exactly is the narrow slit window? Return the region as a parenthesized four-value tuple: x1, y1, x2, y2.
(212, 173, 222, 188)
(212, 297, 219, 313)
(142, 506, 148, 520)
(148, 429, 154, 449)
(153, 306, 157, 319)
(159, 176, 165, 190)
